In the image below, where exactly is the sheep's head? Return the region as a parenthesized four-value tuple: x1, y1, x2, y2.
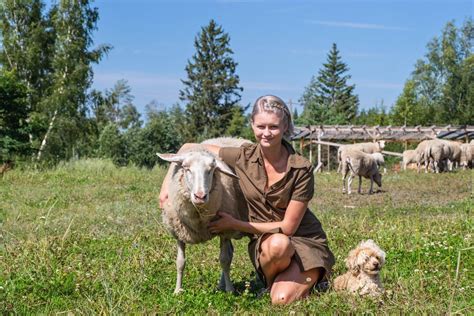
(373, 172, 382, 187)
(157, 151, 237, 206)
(377, 140, 386, 150)
(346, 239, 386, 276)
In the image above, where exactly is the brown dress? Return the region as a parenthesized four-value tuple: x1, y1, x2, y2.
(219, 140, 335, 285)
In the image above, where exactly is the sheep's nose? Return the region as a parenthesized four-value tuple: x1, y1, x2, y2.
(193, 193, 207, 201)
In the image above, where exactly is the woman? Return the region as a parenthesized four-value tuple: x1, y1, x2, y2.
(159, 95, 335, 305)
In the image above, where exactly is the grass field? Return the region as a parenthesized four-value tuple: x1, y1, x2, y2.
(0, 159, 473, 314)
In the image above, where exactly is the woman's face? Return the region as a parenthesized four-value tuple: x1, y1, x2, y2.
(251, 111, 287, 148)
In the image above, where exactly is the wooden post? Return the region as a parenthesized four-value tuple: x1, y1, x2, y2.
(404, 141, 408, 151)
(317, 130, 321, 172)
(327, 144, 330, 171)
(309, 128, 313, 163)
(300, 138, 304, 155)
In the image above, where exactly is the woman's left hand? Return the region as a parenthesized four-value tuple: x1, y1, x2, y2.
(208, 211, 237, 234)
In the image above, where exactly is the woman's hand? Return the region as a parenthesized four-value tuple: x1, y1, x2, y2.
(208, 211, 237, 234)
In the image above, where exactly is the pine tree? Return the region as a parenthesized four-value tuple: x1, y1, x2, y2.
(299, 43, 359, 125)
(179, 19, 243, 140)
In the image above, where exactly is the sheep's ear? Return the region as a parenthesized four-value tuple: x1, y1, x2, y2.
(215, 159, 239, 179)
(156, 153, 185, 165)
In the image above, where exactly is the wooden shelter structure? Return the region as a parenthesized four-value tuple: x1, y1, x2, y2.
(290, 125, 474, 171)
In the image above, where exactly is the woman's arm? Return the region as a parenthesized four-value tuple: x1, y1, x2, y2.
(158, 143, 222, 208)
(208, 199, 308, 236)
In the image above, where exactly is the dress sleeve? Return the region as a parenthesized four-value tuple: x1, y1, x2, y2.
(291, 167, 315, 202)
(218, 147, 241, 169)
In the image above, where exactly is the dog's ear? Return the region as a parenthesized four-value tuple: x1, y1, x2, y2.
(346, 248, 361, 275)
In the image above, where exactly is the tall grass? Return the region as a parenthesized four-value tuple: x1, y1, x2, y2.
(0, 159, 472, 313)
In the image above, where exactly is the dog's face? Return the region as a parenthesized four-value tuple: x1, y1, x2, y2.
(346, 240, 386, 275)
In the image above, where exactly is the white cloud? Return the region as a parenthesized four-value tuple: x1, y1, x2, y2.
(304, 20, 409, 31)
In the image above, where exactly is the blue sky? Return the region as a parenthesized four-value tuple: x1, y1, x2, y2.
(90, 0, 472, 115)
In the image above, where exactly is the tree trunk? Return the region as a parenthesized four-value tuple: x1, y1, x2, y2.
(36, 109, 58, 161)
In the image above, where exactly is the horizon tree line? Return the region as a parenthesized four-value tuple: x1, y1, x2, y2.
(0, 1, 472, 167)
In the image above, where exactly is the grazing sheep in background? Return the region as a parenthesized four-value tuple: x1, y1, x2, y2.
(402, 149, 418, 171)
(414, 140, 431, 173)
(441, 140, 461, 170)
(460, 143, 473, 169)
(333, 239, 386, 297)
(157, 137, 250, 294)
(341, 149, 382, 195)
(424, 139, 452, 173)
(337, 140, 386, 173)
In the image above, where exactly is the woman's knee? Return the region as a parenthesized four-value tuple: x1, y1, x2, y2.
(262, 234, 294, 260)
(270, 288, 299, 305)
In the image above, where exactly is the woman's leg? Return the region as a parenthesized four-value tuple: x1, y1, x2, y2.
(259, 233, 295, 287)
(270, 261, 322, 305)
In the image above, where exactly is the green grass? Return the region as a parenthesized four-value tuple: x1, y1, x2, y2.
(0, 159, 473, 314)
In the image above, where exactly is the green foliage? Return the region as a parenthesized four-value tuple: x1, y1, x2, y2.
(390, 80, 431, 125)
(179, 19, 244, 140)
(0, 0, 111, 162)
(98, 123, 126, 165)
(403, 18, 473, 125)
(355, 102, 390, 126)
(0, 163, 472, 313)
(124, 106, 183, 168)
(0, 70, 30, 160)
(224, 105, 253, 140)
(299, 43, 359, 125)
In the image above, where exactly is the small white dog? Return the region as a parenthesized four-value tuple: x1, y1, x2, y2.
(333, 239, 386, 296)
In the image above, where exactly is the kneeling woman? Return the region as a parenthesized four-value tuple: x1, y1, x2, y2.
(159, 95, 335, 305)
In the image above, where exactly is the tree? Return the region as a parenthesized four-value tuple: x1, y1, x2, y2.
(124, 104, 183, 168)
(299, 43, 359, 125)
(179, 19, 243, 140)
(90, 80, 141, 131)
(0, 70, 30, 160)
(390, 80, 430, 125)
(409, 18, 473, 124)
(98, 122, 126, 165)
(36, 0, 111, 161)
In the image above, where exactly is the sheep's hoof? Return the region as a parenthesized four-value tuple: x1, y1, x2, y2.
(173, 288, 184, 295)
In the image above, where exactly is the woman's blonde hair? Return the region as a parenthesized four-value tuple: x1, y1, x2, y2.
(251, 95, 294, 140)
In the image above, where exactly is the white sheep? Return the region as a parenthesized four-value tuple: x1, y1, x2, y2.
(157, 137, 250, 294)
(341, 149, 382, 195)
(414, 140, 431, 173)
(441, 140, 462, 170)
(402, 149, 418, 171)
(424, 139, 452, 173)
(337, 140, 386, 173)
(460, 143, 473, 169)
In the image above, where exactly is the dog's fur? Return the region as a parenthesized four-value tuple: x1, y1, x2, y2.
(333, 239, 386, 296)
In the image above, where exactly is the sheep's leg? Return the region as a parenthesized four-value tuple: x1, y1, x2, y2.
(218, 238, 234, 292)
(369, 176, 374, 194)
(174, 240, 186, 294)
(347, 174, 353, 195)
(357, 175, 362, 194)
(342, 167, 347, 193)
